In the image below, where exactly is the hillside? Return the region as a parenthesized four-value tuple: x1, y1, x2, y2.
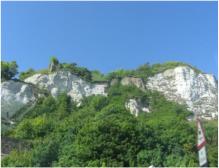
(1, 58, 218, 167)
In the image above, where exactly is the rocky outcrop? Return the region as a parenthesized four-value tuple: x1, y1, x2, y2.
(1, 71, 108, 120)
(2, 65, 217, 121)
(24, 71, 108, 105)
(125, 99, 150, 117)
(49, 61, 59, 72)
(146, 66, 218, 120)
(1, 80, 38, 119)
(120, 77, 146, 91)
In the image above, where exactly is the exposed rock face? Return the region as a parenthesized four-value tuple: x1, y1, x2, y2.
(49, 61, 59, 72)
(121, 77, 145, 91)
(146, 66, 218, 120)
(1, 65, 217, 121)
(1, 80, 38, 119)
(24, 71, 108, 104)
(110, 78, 120, 86)
(125, 99, 150, 117)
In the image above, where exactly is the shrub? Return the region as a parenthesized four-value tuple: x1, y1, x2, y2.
(19, 68, 35, 80)
(50, 56, 59, 65)
(91, 70, 106, 82)
(60, 62, 92, 81)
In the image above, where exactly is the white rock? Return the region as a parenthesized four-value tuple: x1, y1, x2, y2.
(1, 80, 37, 119)
(24, 71, 108, 104)
(125, 99, 150, 117)
(142, 107, 150, 113)
(146, 66, 218, 120)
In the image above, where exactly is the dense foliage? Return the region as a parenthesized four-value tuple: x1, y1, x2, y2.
(1, 61, 18, 80)
(2, 84, 217, 167)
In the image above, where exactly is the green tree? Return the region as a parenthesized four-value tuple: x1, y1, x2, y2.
(56, 93, 72, 119)
(50, 56, 59, 65)
(1, 150, 32, 167)
(1, 61, 18, 80)
(137, 148, 163, 166)
(204, 121, 218, 167)
(31, 140, 59, 167)
(2, 84, 216, 167)
(56, 102, 155, 167)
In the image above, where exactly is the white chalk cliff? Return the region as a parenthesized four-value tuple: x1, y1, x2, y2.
(146, 66, 218, 120)
(1, 65, 218, 120)
(24, 71, 107, 105)
(1, 71, 108, 119)
(1, 80, 38, 119)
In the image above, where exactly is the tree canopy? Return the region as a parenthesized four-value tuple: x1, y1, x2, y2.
(1, 61, 18, 80)
(2, 84, 217, 167)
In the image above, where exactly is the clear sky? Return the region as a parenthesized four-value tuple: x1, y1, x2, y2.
(2, 1, 218, 76)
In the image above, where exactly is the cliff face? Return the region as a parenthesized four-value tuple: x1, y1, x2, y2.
(1, 80, 38, 119)
(2, 71, 108, 119)
(24, 71, 108, 105)
(146, 66, 218, 120)
(1, 65, 218, 120)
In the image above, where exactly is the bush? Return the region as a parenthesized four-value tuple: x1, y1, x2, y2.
(19, 68, 35, 80)
(60, 63, 92, 81)
(50, 56, 59, 65)
(106, 69, 134, 80)
(91, 70, 107, 82)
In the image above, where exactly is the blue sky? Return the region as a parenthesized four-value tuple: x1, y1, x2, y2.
(2, 1, 218, 76)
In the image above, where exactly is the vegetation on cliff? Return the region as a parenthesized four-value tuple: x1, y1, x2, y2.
(1, 58, 216, 167)
(106, 62, 202, 81)
(15, 57, 202, 83)
(1, 61, 18, 81)
(2, 84, 217, 167)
